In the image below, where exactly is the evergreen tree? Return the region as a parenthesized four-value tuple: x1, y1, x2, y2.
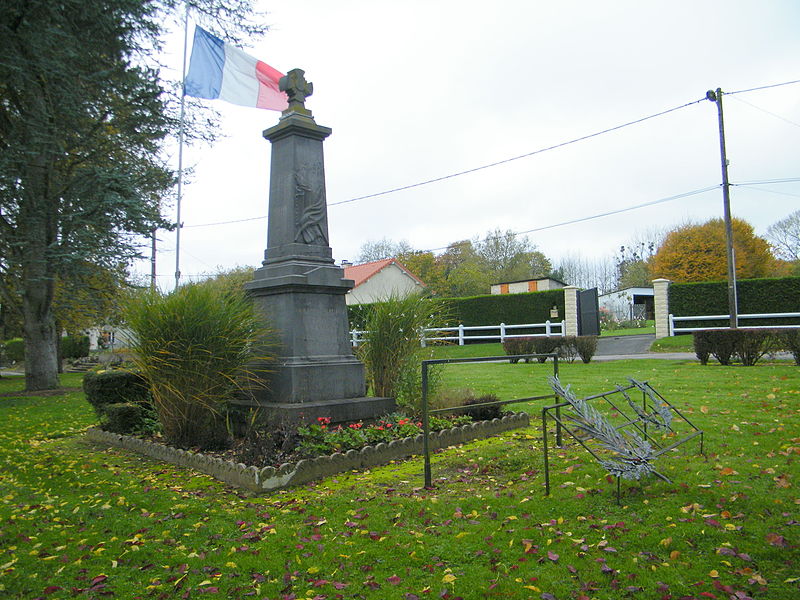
(0, 0, 262, 390)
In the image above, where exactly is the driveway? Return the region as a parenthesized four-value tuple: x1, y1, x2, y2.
(596, 334, 655, 355)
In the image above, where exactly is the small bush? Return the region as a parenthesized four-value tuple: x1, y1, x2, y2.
(694, 328, 788, 366)
(692, 331, 711, 365)
(575, 336, 598, 364)
(735, 329, 776, 366)
(777, 329, 800, 365)
(60, 335, 90, 359)
(83, 369, 151, 417)
(502, 337, 535, 363)
(459, 394, 504, 421)
(558, 336, 579, 363)
(707, 330, 738, 365)
(532, 337, 562, 363)
(3, 338, 24, 362)
(101, 402, 159, 435)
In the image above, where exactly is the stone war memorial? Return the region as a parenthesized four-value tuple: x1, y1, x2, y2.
(242, 69, 394, 424)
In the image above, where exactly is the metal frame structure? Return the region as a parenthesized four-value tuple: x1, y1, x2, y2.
(542, 380, 704, 504)
(420, 353, 559, 488)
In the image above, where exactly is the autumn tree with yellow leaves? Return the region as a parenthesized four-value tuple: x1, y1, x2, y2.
(649, 218, 778, 283)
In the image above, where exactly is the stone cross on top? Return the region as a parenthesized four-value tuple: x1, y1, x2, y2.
(280, 68, 313, 115)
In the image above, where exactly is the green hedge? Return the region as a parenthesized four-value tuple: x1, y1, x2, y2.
(2, 338, 25, 362)
(83, 369, 151, 417)
(670, 277, 800, 329)
(349, 289, 565, 332)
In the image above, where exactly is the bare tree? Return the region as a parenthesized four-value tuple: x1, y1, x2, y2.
(766, 210, 800, 261)
(356, 238, 415, 263)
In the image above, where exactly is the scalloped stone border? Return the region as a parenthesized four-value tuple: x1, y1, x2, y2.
(85, 412, 530, 494)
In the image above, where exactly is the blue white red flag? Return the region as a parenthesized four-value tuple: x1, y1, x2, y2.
(184, 26, 288, 111)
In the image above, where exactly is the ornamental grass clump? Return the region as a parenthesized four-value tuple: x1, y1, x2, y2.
(123, 283, 275, 450)
(356, 293, 447, 409)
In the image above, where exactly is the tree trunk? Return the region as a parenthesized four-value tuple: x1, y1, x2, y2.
(21, 154, 60, 391)
(23, 288, 59, 391)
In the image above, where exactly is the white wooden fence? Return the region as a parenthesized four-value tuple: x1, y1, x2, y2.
(669, 312, 800, 335)
(351, 320, 566, 347)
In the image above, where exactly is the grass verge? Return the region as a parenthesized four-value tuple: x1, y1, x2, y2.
(0, 364, 798, 599)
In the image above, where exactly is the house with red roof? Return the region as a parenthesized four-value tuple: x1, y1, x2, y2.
(342, 258, 426, 305)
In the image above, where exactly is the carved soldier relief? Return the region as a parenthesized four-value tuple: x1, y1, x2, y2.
(293, 166, 328, 245)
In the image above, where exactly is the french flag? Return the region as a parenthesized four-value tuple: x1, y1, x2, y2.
(184, 26, 289, 111)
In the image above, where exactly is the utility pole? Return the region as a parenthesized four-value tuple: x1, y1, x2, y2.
(706, 88, 738, 329)
(150, 228, 157, 291)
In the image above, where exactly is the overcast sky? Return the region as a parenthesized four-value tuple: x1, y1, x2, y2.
(138, 1, 800, 289)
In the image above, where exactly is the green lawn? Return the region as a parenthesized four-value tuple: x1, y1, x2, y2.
(1, 363, 798, 599)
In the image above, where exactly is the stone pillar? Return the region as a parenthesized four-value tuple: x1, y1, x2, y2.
(653, 278, 671, 339)
(243, 69, 394, 424)
(564, 286, 579, 336)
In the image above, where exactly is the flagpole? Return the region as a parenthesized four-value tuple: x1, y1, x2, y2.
(175, 4, 189, 289)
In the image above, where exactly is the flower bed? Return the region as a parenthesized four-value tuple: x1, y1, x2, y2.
(86, 412, 530, 494)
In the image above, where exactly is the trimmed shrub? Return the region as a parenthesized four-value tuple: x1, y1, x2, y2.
(694, 328, 785, 366)
(532, 337, 562, 363)
(101, 402, 156, 434)
(83, 369, 151, 417)
(575, 336, 598, 364)
(558, 336, 579, 363)
(3, 338, 24, 362)
(777, 330, 800, 365)
(735, 330, 776, 366)
(61, 335, 90, 359)
(460, 394, 504, 421)
(707, 330, 738, 365)
(502, 337, 535, 363)
(669, 277, 800, 330)
(692, 331, 711, 365)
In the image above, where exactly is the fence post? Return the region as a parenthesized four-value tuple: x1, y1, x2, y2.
(545, 320, 551, 336)
(653, 278, 671, 339)
(500, 323, 506, 342)
(458, 324, 465, 346)
(668, 314, 674, 337)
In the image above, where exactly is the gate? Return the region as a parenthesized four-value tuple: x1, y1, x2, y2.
(578, 288, 600, 336)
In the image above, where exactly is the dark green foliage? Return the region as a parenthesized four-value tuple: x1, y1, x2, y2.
(460, 394, 505, 421)
(693, 329, 788, 366)
(83, 369, 151, 417)
(3, 339, 25, 362)
(669, 277, 800, 330)
(501, 337, 535, 363)
(777, 330, 800, 365)
(575, 336, 598, 364)
(532, 337, 562, 362)
(60, 335, 90, 360)
(349, 289, 566, 334)
(447, 289, 566, 329)
(692, 331, 711, 365)
(100, 402, 157, 435)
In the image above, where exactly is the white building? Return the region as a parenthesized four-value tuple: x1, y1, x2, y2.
(598, 287, 655, 322)
(343, 258, 426, 305)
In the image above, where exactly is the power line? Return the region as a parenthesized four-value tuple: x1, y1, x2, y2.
(728, 95, 800, 128)
(327, 97, 706, 207)
(183, 96, 707, 228)
(728, 79, 800, 95)
(418, 185, 720, 254)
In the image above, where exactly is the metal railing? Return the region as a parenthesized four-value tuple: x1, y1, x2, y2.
(351, 320, 566, 347)
(668, 312, 800, 335)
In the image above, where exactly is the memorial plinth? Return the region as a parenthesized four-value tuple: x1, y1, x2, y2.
(243, 69, 393, 424)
